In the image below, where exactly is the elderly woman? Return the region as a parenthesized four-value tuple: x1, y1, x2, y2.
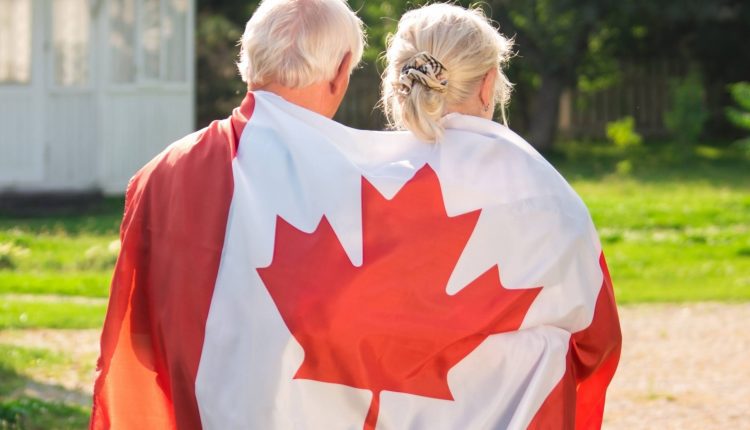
(378, 4, 622, 429)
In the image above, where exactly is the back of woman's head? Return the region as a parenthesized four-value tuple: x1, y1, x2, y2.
(381, 4, 513, 141)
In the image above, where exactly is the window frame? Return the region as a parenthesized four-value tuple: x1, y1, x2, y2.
(107, 0, 190, 89)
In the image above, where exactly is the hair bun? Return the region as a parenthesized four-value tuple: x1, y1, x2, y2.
(397, 52, 449, 95)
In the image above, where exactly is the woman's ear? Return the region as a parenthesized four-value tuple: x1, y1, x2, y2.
(479, 67, 498, 107)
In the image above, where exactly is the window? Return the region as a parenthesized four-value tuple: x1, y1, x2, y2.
(164, 0, 188, 81)
(109, 0, 188, 84)
(53, 0, 91, 87)
(110, 0, 137, 83)
(141, 0, 160, 79)
(0, 0, 32, 84)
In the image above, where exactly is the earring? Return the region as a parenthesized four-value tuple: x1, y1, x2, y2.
(483, 103, 490, 112)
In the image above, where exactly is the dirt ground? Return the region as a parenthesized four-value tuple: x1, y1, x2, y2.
(603, 303, 750, 429)
(1, 303, 748, 428)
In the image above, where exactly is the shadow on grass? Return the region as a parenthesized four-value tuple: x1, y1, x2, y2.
(546, 141, 750, 189)
(0, 365, 90, 430)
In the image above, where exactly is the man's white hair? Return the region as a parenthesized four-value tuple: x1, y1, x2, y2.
(237, 0, 365, 88)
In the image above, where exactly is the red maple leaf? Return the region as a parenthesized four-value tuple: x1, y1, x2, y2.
(257, 165, 542, 429)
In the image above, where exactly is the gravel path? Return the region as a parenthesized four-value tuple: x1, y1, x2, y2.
(1, 303, 748, 427)
(604, 303, 750, 429)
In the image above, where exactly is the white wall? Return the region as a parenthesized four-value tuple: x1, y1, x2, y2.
(0, 0, 44, 189)
(98, 88, 193, 194)
(43, 92, 99, 191)
(0, 0, 195, 195)
(0, 89, 45, 187)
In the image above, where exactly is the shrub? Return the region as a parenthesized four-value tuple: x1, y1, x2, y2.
(78, 240, 120, 271)
(664, 72, 709, 144)
(606, 116, 642, 149)
(196, 14, 245, 128)
(0, 243, 30, 270)
(725, 82, 750, 155)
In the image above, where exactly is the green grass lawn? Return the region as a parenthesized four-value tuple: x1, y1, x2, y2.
(0, 344, 90, 429)
(0, 199, 119, 427)
(0, 141, 747, 316)
(0, 140, 748, 428)
(552, 141, 750, 304)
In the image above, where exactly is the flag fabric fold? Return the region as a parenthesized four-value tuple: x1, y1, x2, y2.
(91, 91, 620, 430)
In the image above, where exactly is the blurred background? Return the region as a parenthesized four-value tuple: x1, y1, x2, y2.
(0, 0, 748, 428)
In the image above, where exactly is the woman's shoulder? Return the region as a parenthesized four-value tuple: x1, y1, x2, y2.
(440, 117, 589, 222)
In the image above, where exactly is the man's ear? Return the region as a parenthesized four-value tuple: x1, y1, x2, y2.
(479, 67, 498, 107)
(330, 51, 353, 96)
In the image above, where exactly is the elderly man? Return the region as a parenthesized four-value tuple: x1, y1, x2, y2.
(90, 0, 364, 428)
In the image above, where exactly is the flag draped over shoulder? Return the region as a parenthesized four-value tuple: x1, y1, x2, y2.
(91, 91, 621, 430)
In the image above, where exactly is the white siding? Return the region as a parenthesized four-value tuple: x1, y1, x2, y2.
(42, 92, 98, 190)
(0, 90, 44, 185)
(0, 0, 195, 195)
(98, 88, 193, 194)
(0, 0, 44, 189)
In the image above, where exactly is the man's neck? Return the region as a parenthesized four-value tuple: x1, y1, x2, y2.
(250, 82, 335, 118)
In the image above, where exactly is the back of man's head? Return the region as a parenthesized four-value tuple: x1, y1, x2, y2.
(238, 0, 365, 88)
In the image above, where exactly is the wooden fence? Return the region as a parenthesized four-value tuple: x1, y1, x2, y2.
(336, 60, 699, 139)
(558, 60, 689, 138)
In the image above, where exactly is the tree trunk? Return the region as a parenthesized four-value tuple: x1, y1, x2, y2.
(526, 73, 565, 152)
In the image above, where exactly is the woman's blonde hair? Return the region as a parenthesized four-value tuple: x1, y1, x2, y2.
(381, 3, 514, 141)
(238, 0, 365, 88)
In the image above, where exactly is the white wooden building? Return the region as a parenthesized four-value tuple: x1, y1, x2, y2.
(0, 0, 194, 195)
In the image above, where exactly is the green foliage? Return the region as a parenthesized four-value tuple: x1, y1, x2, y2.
(727, 82, 750, 113)
(727, 108, 750, 131)
(604, 116, 642, 176)
(664, 72, 709, 144)
(606, 116, 642, 149)
(614, 159, 633, 176)
(196, 13, 246, 127)
(191, 0, 750, 144)
(78, 241, 120, 271)
(0, 244, 29, 271)
(726, 82, 750, 155)
(350, 0, 405, 66)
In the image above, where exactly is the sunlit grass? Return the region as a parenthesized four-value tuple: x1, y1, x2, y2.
(0, 397, 90, 430)
(0, 199, 121, 299)
(552, 141, 750, 304)
(0, 345, 72, 395)
(0, 273, 111, 298)
(0, 144, 748, 316)
(0, 345, 92, 428)
(0, 297, 107, 330)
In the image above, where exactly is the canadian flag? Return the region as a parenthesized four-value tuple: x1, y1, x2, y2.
(91, 91, 621, 430)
